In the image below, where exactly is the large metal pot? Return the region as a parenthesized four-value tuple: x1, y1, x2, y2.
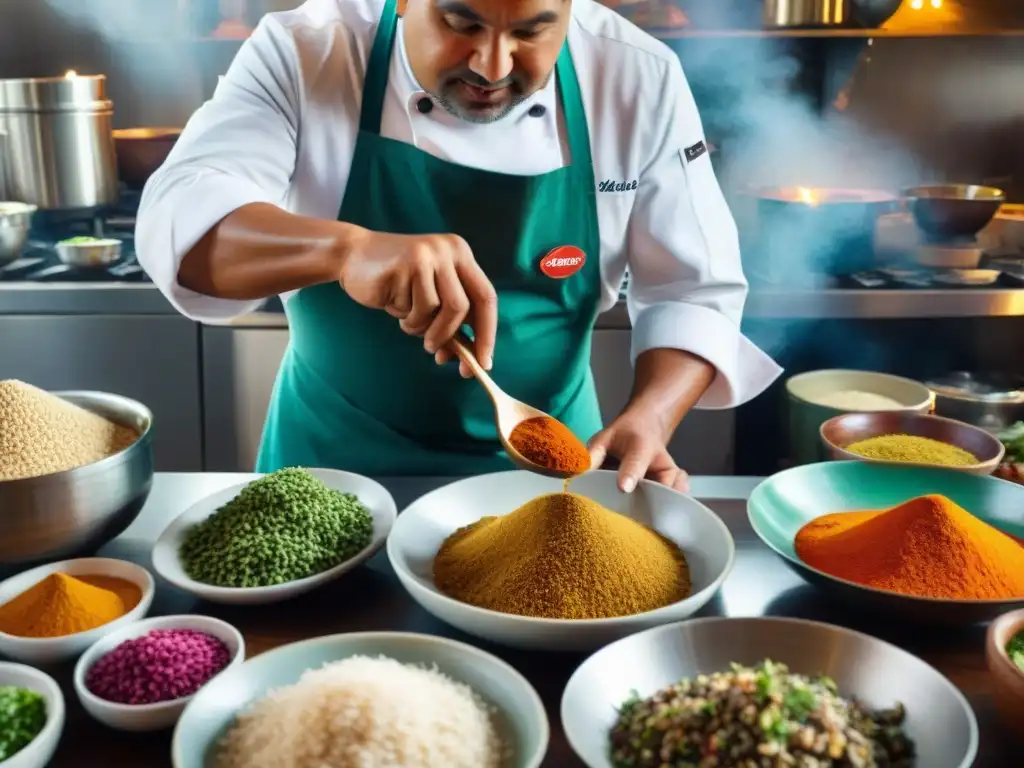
(0, 391, 154, 568)
(748, 187, 898, 279)
(0, 73, 119, 211)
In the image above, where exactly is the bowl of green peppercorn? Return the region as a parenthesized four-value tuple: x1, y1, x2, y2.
(151, 468, 396, 605)
(0, 662, 64, 768)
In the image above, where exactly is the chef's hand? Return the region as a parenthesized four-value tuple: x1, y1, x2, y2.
(587, 410, 690, 494)
(340, 230, 497, 377)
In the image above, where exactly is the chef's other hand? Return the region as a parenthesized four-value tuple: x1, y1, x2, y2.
(587, 411, 690, 494)
(340, 230, 497, 376)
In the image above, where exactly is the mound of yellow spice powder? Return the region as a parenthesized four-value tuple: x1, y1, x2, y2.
(433, 493, 691, 619)
(0, 573, 138, 638)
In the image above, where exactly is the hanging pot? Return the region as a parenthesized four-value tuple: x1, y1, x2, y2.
(848, 0, 902, 28)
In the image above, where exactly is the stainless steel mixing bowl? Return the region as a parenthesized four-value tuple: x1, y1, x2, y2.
(0, 202, 37, 266)
(0, 390, 154, 566)
(562, 616, 979, 768)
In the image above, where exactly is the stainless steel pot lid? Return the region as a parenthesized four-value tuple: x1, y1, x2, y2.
(926, 372, 1024, 403)
(0, 72, 111, 112)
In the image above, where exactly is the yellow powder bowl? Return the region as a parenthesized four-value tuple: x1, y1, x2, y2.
(0, 557, 154, 665)
(820, 411, 1005, 475)
(387, 470, 736, 652)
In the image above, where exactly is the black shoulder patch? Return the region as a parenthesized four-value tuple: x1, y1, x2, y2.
(684, 141, 707, 162)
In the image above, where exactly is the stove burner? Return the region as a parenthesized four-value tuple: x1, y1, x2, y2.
(0, 224, 149, 284)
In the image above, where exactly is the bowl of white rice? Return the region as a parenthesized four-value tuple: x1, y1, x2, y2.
(171, 631, 548, 768)
(786, 370, 934, 465)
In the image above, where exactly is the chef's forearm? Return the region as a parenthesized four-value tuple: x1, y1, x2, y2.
(177, 203, 364, 300)
(622, 348, 716, 442)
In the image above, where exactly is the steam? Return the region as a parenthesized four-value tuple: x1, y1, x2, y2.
(665, 6, 932, 363)
(40, 0, 201, 126)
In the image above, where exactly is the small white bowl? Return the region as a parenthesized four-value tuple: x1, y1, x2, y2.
(0, 558, 155, 665)
(74, 614, 245, 732)
(151, 468, 396, 605)
(0, 662, 65, 768)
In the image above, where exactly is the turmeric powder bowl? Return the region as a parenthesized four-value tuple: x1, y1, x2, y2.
(748, 461, 1024, 625)
(0, 557, 155, 665)
(386, 470, 736, 652)
(821, 411, 1004, 475)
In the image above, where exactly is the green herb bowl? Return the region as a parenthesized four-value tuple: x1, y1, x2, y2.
(821, 410, 1005, 475)
(0, 662, 65, 768)
(747, 461, 1024, 624)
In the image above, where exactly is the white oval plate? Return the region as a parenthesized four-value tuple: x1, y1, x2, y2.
(152, 469, 396, 605)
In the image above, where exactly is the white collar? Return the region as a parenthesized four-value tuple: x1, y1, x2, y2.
(395, 18, 559, 126)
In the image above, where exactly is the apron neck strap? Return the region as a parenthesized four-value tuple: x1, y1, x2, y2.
(360, 1, 594, 173)
(360, 0, 400, 134)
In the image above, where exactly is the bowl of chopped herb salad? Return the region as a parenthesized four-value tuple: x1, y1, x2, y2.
(562, 616, 978, 768)
(0, 662, 64, 768)
(987, 608, 1024, 730)
(151, 468, 396, 605)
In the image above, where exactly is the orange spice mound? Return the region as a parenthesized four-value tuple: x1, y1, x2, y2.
(508, 416, 591, 475)
(794, 494, 1024, 600)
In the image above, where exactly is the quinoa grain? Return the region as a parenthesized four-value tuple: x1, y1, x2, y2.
(0, 380, 138, 481)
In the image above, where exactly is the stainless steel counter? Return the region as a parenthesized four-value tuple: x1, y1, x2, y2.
(4, 282, 1024, 320)
(44, 472, 1019, 768)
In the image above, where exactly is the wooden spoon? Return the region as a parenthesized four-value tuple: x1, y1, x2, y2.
(447, 331, 591, 479)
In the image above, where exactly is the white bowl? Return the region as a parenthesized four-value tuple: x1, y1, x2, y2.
(0, 558, 155, 665)
(74, 614, 245, 732)
(172, 632, 548, 768)
(386, 470, 735, 652)
(0, 662, 65, 768)
(152, 468, 396, 605)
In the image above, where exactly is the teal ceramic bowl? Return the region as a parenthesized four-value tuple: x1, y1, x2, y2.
(171, 632, 549, 768)
(748, 461, 1024, 624)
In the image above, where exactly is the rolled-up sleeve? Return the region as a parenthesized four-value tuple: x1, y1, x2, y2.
(626, 57, 782, 409)
(135, 16, 301, 323)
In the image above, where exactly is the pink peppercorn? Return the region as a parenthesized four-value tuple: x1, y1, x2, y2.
(86, 628, 231, 705)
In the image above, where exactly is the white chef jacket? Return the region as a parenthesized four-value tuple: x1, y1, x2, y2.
(136, 0, 782, 409)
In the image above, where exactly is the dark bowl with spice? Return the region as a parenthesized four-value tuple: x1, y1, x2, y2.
(821, 411, 1005, 475)
(987, 608, 1024, 732)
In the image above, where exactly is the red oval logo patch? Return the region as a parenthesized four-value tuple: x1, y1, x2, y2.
(539, 246, 586, 279)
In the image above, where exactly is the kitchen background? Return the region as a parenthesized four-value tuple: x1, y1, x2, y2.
(0, 0, 1022, 476)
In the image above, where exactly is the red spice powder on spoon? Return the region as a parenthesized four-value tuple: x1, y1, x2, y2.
(509, 416, 591, 475)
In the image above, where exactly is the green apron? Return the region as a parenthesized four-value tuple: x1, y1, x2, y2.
(256, 0, 603, 476)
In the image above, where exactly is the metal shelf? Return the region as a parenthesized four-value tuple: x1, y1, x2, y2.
(651, 26, 1024, 40)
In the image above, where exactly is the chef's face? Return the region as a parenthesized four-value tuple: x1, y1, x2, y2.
(404, 0, 570, 123)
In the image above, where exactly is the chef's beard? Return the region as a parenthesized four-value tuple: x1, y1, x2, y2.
(434, 68, 532, 124)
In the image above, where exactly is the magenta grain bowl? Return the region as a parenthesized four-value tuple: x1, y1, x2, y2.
(73, 614, 245, 732)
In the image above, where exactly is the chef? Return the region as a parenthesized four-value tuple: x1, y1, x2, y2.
(136, 0, 782, 492)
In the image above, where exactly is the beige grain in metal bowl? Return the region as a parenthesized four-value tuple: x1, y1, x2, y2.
(0, 391, 154, 567)
(786, 370, 934, 466)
